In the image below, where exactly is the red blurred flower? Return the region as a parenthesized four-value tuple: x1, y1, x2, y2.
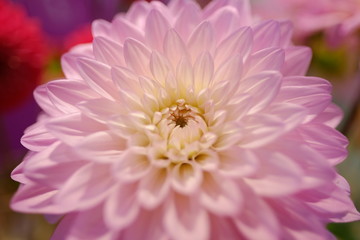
(0, 0, 48, 113)
(63, 24, 93, 52)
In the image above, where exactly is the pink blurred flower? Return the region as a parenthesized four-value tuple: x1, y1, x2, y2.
(252, 0, 360, 45)
(11, 0, 360, 239)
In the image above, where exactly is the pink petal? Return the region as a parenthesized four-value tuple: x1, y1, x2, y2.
(112, 16, 145, 43)
(163, 29, 189, 69)
(278, 20, 293, 47)
(104, 183, 140, 229)
(91, 19, 112, 38)
(214, 26, 252, 66)
(164, 194, 209, 240)
(187, 21, 214, 62)
(173, 1, 201, 40)
(21, 123, 56, 152)
(145, 9, 170, 50)
(52, 207, 115, 240)
(113, 147, 151, 182)
(244, 47, 285, 76)
(137, 168, 170, 209)
(193, 52, 214, 91)
(269, 199, 337, 240)
(126, 1, 151, 28)
(239, 71, 282, 114)
(234, 185, 280, 240)
(209, 215, 243, 240)
(150, 51, 171, 86)
(34, 85, 61, 116)
(282, 46, 312, 76)
(24, 144, 86, 188)
(11, 183, 69, 214)
(200, 173, 242, 216)
(74, 131, 126, 163)
(77, 57, 119, 100)
(93, 37, 125, 66)
(61, 44, 94, 80)
(311, 104, 343, 128)
(46, 79, 97, 113)
(276, 76, 332, 121)
(123, 38, 152, 76)
(55, 163, 115, 210)
(171, 162, 203, 194)
(46, 113, 105, 146)
(299, 123, 348, 165)
(119, 208, 166, 240)
(244, 151, 303, 196)
(207, 6, 240, 44)
(218, 147, 258, 178)
(252, 20, 281, 52)
(77, 98, 121, 123)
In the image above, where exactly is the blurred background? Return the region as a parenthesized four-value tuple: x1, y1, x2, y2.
(0, 0, 359, 239)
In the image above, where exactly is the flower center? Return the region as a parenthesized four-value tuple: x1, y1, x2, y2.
(167, 99, 197, 128)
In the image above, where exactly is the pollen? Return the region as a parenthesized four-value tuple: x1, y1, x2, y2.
(167, 99, 197, 128)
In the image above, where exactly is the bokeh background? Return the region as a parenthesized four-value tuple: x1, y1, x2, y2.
(0, 0, 359, 239)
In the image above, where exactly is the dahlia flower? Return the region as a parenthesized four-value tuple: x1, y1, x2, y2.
(252, 0, 360, 45)
(0, 0, 48, 113)
(11, 0, 360, 239)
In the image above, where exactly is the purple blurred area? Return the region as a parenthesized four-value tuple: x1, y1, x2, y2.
(10, 0, 126, 47)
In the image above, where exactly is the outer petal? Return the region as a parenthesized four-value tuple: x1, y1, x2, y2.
(164, 193, 209, 240)
(104, 183, 140, 230)
(55, 163, 115, 210)
(11, 183, 69, 214)
(52, 206, 116, 240)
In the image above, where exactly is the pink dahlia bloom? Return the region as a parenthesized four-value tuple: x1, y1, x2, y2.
(252, 0, 360, 45)
(11, 0, 360, 239)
